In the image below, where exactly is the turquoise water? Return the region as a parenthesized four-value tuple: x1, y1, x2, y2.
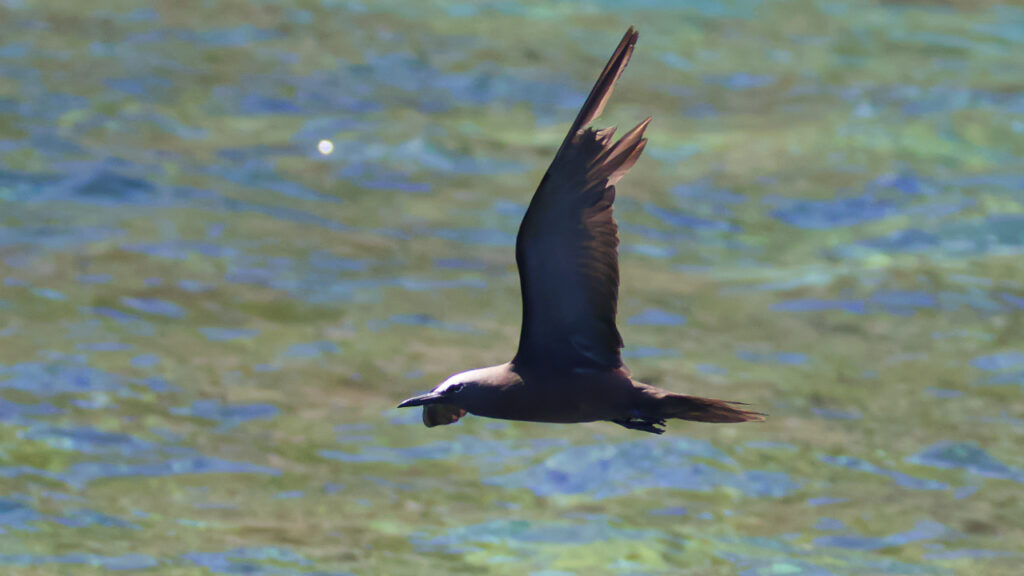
(1, 1, 1023, 574)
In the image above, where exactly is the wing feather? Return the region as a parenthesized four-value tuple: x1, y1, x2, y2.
(513, 28, 649, 372)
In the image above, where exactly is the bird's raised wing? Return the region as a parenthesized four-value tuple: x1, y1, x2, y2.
(513, 27, 649, 372)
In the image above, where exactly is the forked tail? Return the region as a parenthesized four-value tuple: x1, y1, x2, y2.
(663, 393, 765, 423)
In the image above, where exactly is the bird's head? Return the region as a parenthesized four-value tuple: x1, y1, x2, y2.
(397, 371, 484, 427)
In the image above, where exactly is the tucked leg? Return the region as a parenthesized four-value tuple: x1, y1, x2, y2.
(611, 416, 666, 434)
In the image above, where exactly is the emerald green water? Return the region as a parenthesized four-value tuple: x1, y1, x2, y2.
(1, 1, 1023, 574)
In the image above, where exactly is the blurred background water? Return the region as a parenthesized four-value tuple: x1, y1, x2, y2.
(1, 0, 1023, 574)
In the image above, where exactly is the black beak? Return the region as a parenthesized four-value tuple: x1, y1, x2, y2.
(397, 391, 446, 408)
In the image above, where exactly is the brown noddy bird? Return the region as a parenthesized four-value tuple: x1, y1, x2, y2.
(398, 27, 764, 434)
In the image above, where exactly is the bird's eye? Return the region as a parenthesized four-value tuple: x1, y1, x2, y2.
(447, 383, 464, 394)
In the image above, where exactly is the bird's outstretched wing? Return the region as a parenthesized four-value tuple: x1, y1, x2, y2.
(514, 27, 649, 373)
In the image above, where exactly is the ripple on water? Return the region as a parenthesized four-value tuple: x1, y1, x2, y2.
(0, 398, 62, 423)
(171, 399, 280, 429)
(413, 517, 666, 555)
(0, 360, 132, 398)
(844, 214, 1024, 258)
(622, 346, 680, 359)
(367, 313, 480, 334)
(119, 297, 186, 319)
(626, 308, 687, 326)
(908, 442, 1024, 483)
(645, 203, 739, 232)
(0, 497, 43, 531)
(970, 351, 1024, 372)
(20, 425, 158, 456)
(321, 435, 540, 466)
(183, 547, 341, 576)
(0, 553, 158, 571)
(736, 350, 809, 366)
(813, 520, 949, 552)
(820, 455, 948, 490)
(487, 437, 797, 499)
(60, 456, 279, 490)
(771, 193, 897, 229)
(199, 327, 260, 342)
(283, 341, 341, 359)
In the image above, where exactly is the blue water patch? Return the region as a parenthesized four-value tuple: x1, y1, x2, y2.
(205, 154, 342, 203)
(813, 520, 948, 552)
(0, 553, 158, 571)
(0, 497, 43, 531)
(20, 425, 158, 456)
(811, 407, 862, 421)
(131, 354, 160, 368)
(397, 276, 488, 291)
(54, 508, 139, 529)
(697, 363, 728, 375)
(807, 497, 848, 507)
(199, 327, 260, 342)
(813, 517, 845, 531)
(367, 313, 480, 334)
(75, 342, 132, 352)
(290, 116, 373, 147)
(84, 306, 144, 324)
(996, 292, 1024, 310)
(433, 257, 489, 271)
(119, 297, 186, 319)
(771, 193, 901, 229)
(869, 290, 936, 315)
(61, 456, 280, 489)
(338, 162, 431, 194)
(321, 436, 536, 465)
(183, 547, 310, 573)
(820, 455, 947, 490)
(274, 491, 305, 500)
(622, 346, 680, 359)
(427, 227, 517, 247)
(308, 251, 367, 272)
(908, 442, 1024, 483)
(645, 204, 738, 232)
(104, 75, 174, 100)
(171, 400, 279, 428)
(622, 243, 676, 259)
(734, 559, 835, 576)
(778, 287, 1017, 318)
(330, 135, 524, 178)
(77, 273, 112, 285)
(626, 308, 687, 326)
(774, 299, 866, 314)
(0, 360, 132, 398)
(123, 240, 240, 261)
(671, 179, 747, 208)
(736, 350, 809, 365)
(413, 518, 665, 555)
(31, 287, 65, 300)
(970, 351, 1024, 372)
(924, 548, 1021, 561)
(283, 341, 341, 358)
(487, 437, 797, 499)
(650, 506, 689, 516)
(846, 214, 1024, 258)
(0, 398, 61, 423)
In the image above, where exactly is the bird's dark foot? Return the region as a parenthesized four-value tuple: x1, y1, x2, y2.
(611, 416, 667, 434)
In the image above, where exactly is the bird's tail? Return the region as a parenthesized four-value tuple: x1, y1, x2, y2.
(661, 393, 765, 423)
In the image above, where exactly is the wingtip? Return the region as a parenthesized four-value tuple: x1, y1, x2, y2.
(558, 26, 642, 156)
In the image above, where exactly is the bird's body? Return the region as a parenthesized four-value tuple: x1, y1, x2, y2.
(399, 27, 764, 434)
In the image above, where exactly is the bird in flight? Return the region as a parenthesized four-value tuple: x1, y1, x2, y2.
(398, 27, 764, 434)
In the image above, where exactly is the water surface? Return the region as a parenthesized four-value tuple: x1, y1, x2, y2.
(1, 1, 1023, 574)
